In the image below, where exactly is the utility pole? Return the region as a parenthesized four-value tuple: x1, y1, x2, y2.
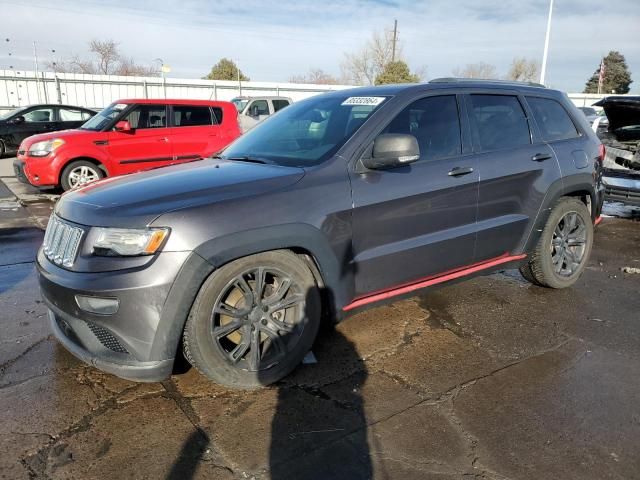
(540, 0, 553, 85)
(391, 19, 398, 62)
(237, 59, 242, 96)
(33, 41, 41, 102)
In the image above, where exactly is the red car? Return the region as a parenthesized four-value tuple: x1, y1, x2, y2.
(14, 99, 240, 190)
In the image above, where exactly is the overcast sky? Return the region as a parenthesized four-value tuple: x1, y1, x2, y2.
(1, 0, 638, 92)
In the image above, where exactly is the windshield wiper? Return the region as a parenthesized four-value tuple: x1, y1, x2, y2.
(213, 155, 269, 164)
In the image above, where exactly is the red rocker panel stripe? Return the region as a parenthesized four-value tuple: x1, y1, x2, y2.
(342, 252, 527, 312)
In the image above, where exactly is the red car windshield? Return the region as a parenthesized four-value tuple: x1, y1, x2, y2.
(80, 103, 129, 131)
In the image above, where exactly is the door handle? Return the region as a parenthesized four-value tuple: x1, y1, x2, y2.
(157, 137, 169, 142)
(448, 166, 474, 177)
(532, 152, 552, 162)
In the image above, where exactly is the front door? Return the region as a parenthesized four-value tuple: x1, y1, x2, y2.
(12, 106, 57, 150)
(107, 104, 173, 175)
(350, 94, 479, 297)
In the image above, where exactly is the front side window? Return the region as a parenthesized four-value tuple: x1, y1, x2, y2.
(173, 106, 213, 127)
(249, 100, 269, 116)
(272, 99, 290, 112)
(23, 108, 54, 123)
(220, 94, 388, 167)
(527, 97, 579, 142)
(469, 95, 531, 152)
(124, 105, 167, 129)
(383, 95, 462, 161)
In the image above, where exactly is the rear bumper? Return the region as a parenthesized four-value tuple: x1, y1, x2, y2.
(603, 170, 640, 207)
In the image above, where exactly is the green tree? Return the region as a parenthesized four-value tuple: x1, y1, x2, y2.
(204, 58, 249, 81)
(374, 60, 420, 85)
(584, 51, 632, 94)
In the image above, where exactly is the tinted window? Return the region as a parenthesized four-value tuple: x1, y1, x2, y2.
(249, 100, 269, 116)
(59, 108, 92, 121)
(527, 97, 579, 142)
(469, 95, 531, 152)
(124, 105, 166, 129)
(212, 108, 223, 124)
(272, 99, 290, 112)
(173, 106, 213, 127)
(384, 95, 461, 161)
(23, 108, 54, 123)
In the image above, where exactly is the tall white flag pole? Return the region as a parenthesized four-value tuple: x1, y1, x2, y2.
(540, 0, 554, 85)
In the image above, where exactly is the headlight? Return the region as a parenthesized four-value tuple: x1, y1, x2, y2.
(92, 227, 169, 256)
(29, 138, 65, 157)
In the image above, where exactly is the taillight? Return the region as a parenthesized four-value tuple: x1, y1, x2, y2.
(598, 143, 606, 163)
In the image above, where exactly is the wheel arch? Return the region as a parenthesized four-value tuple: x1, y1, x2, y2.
(58, 156, 109, 186)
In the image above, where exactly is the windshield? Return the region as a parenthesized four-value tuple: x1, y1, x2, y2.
(0, 106, 28, 121)
(220, 94, 388, 167)
(80, 103, 129, 131)
(231, 98, 249, 113)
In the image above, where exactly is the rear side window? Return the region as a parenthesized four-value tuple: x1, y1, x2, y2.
(469, 95, 531, 152)
(384, 95, 462, 161)
(272, 99, 290, 112)
(124, 105, 166, 129)
(59, 108, 92, 121)
(173, 106, 213, 127)
(527, 97, 579, 142)
(212, 107, 223, 124)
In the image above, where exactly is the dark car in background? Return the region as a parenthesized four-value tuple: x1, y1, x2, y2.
(594, 96, 640, 206)
(38, 80, 604, 388)
(0, 104, 96, 156)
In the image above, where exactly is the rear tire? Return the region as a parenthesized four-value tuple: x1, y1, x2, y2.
(521, 197, 593, 289)
(60, 160, 104, 191)
(182, 250, 321, 388)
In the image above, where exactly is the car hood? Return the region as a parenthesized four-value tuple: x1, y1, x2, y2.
(19, 128, 95, 148)
(55, 159, 305, 228)
(594, 96, 640, 132)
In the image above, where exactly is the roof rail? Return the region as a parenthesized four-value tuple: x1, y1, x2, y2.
(429, 77, 546, 88)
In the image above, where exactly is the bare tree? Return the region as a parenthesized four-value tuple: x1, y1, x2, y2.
(46, 39, 155, 77)
(89, 40, 120, 75)
(452, 62, 498, 79)
(290, 68, 339, 85)
(341, 30, 402, 85)
(507, 57, 540, 82)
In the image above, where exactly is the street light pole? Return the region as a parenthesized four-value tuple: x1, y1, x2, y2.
(33, 41, 42, 102)
(540, 0, 554, 85)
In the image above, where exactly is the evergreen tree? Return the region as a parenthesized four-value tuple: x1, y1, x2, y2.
(374, 61, 420, 85)
(204, 58, 249, 81)
(584, 51, 632, 94)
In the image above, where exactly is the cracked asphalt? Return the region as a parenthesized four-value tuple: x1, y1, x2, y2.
(1, 166, 640, 478)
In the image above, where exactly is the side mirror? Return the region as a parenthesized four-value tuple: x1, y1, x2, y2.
(363, 134, 420, 170)
(114, 120, 132, 132)
(12, 115, 25, 125)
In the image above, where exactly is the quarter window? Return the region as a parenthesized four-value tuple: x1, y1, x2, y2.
(527, 97, 580, 142)
(173, 106, 213, 127)
(383, 95, 462, 161)
(124, 105, 166, 129)
(469, 95, 531, 152)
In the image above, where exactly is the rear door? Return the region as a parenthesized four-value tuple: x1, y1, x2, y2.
(58, 107, 93, 131)
(465, 92, 560, 260)
(170, 104, 220, 160)
(107, 104, 173, 174)
(350, 93, 479, 296)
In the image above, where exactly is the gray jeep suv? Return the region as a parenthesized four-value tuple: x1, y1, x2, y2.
(38, 80, 605, 387)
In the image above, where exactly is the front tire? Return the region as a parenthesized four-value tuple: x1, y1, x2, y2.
(60, 160, 104, 191)
(182, 250, 321, 388)
(520, 197, 593, 289)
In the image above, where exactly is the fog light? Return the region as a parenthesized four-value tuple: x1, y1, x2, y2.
(75, 295, 119, 315)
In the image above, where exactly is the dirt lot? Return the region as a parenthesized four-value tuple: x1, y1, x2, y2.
(1, 162, 640, 479)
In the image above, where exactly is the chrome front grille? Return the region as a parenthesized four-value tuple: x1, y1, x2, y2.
(43, 215, 84, 267)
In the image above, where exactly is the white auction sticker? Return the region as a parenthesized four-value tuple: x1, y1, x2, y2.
(341, 96, 386, 106)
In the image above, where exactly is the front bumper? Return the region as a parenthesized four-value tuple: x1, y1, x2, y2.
(13, 158, 29, 184)
(603, 170, 640, 207)
(38, 249, 214, 382)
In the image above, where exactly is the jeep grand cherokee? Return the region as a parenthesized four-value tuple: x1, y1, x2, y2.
(38, 80, 605, 388)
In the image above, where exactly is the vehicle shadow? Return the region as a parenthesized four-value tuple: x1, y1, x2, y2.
(264, 285, 372, 479)
(165, 430, 209, 480)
